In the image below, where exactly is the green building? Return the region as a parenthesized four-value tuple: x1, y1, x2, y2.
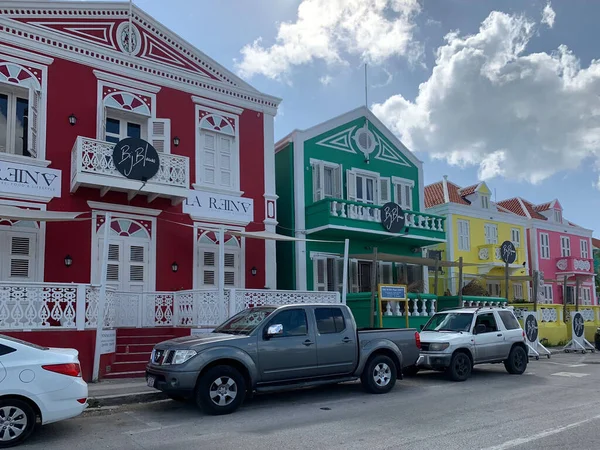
(275, 107, 446, 294)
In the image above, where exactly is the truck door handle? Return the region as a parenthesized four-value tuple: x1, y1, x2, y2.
(497, 333, 503, 337)
(342, 337, 352, 343)
(303, 340, 314, 346)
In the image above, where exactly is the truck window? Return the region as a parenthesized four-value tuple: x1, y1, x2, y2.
(498, 311, 520, 330)
(265, 309, 308, 337)
(474, 313, 498, 333)
(315, 308, 346, 334)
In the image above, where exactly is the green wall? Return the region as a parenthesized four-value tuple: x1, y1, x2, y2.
(275, 142, 296, 290)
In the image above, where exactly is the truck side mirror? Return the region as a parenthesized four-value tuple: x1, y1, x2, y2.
(266, 324, 283, 338)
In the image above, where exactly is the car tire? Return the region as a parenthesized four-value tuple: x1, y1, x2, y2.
(195, 365, 246, 415)
(504, 346, 528, 375)
(446, 352, 472, 382)
(361, 354, 397, 394)
(0, 398, 36, 448)
(403, 365, 420, 377)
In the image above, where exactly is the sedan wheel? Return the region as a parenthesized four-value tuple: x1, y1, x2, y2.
(0, 400, 36, 448)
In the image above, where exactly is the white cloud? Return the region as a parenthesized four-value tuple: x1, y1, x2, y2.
(320, 75, 333, 86)
(541, 3, 556, 28)
(235, 0, 421, 81)
(372, 9, 600, 187)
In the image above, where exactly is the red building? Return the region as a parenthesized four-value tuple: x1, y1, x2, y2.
(0, 1, 284, 379)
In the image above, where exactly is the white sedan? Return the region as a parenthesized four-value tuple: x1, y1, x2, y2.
(0, 335, 88, 447)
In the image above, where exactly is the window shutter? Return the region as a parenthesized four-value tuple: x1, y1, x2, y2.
(336, 258, 344, 293)
(405, 185, 412, 210)
(105, 242, 121, 285)
(346, 170, 357, 202)
(379, 177, 391, 204)
(379, 262, 393, 284)
(27, 89, 40, 158)
(312, 162, 323, 202)
(100, 106, 107, 141)
(202, 132, 216, 185)
(148, 118, 171, 153)
(128, 243, 148, 291)
(334, 165, 343, 199)
(8, 234, 34, 280)
(224, 252, 237, 286)
(314, 258, 327, 291)
(218, 136, 233, 188)
(200, 249, 216, 286)
(350, 259, 359, 293)
(326, 259, 335, 291)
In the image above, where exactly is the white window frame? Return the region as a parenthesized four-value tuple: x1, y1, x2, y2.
(580, 239, 589, 259)
(481, 195, 490, 209)
(347, 168, 379, 205)
(312, 253, 343, 292)
(379, 262, 393, 285)
(310, 159, 342, 202)
(560, 236, 571, 257)
(513, 283, 523, 300)
(542, 284, 553, 303)
(392, 176, 414, 210)
(457, 219, 470, 251)
(104, 108, 148, 141)
(554, 210, 562, 223)
(197, 238, 241, 289)
(0, 226, 39, 282)
(194, 104, 241, 195)
(540, 233, 550, 259)
(581, 287, 592, 305)
(487, 281, 501, 297)
(511, 228, 521, 248)
(0, 85, 30, 156)
(484, 223, 498, 245)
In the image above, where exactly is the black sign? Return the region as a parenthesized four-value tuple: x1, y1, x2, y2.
(381, 202, 405, 233)
(524, 315, 538, 343)
(112, 138, 160, 181)
(573, 312, 584, 338)
(500, 240, 516, 264)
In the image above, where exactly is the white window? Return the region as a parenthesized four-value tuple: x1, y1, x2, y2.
(542, 284, 553, 303)
(511, 228, 521, 248)
(0, 86, 38, 158)
(554, 210, 562, 223)
(540, 233, 550, 259)
(513, 283, 524, 300)
(314, 256, 343, 292)
(197, 237, 241, 288)
(487, 281, 501, 297)
(481, 195, 490, 209)
(311, 160, 342, 202)
(581, 287, 591, 305)
(0, 228, 38, 281)
(392, 177, 414, 210)
(580, 239, 589, 259)
(560, 236, 571, 257)
(484, 223, 498, 245)
(457, 219, 470, 251)
(347, 169, 393, 206)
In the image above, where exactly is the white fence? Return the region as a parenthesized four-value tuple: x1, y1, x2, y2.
(0, 283, 342, 331)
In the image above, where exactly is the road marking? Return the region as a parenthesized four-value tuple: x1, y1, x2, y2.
(568, 364, 588, 367)
(126, 424, 184, 435)
(481, 413, 600, 450)
(551, 371, 589, 378)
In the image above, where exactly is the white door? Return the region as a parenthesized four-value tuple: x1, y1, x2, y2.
(98, 239, 150, 292)
(198, 246, 241, 288)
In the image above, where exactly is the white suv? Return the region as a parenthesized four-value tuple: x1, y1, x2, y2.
(415, 307, 527, 381)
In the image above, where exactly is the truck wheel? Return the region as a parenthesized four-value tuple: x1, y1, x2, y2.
(504, 346, 528, 375)
(0, 398, 36, 448)
(195, 365, 246, 415)
(403, 365, 420, 377)
(361, 354, 397, 394)
(446, 352, 472, 381)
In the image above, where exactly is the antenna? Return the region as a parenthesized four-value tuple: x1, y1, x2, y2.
(494, 188, 497, 203)
(364, 63, 368, 108)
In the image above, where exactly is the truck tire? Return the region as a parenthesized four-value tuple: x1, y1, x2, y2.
(361, 354, 397, 394)
(446, 352, 472, 381)
(195, 365, 246, 415)
(504, 346, 528, 375)
(0, 398, 36, 448)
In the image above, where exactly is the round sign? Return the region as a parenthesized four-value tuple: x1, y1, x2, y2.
(573, 312, 585, 338)
(112, 138, 160, 182)
(500, 240, 517, 264)
(524, 315, 538, 343)
(381, 202, 405, 233)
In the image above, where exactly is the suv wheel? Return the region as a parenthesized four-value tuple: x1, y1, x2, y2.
(0, 399, 36, 448)
(361, 354, 397, 394)
(504, 346, 528, 375)
(195, 365, 246, 415)
(446, 352, 472, 381)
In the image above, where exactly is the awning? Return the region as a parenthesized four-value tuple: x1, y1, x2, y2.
(0, 206, 86, 222)
(349, 253, 481, 267)
(228, 230, 343, 243)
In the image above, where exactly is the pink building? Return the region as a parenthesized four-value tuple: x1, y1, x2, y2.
(497, 198, 595, 305)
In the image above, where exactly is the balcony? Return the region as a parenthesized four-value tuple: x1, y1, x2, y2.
(70, 136, 190, 205)
(305, 198, 445, 244)
(555, 256, 594, 274)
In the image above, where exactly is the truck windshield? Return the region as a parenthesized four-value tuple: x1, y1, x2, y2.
(423, 312, 473, 332)
(213, 307, 276, 335)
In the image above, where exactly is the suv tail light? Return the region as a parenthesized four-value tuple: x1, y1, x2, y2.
(42, 363, 82, 377)
(415, 331, 421, 350)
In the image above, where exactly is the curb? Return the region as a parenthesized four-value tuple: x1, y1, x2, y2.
(87, 391, 168, 408)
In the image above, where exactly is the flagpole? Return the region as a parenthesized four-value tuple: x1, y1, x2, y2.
(128, 0, 133, 55)
(364, 63, 368, 108)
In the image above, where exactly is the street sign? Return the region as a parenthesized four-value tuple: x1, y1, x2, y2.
(500, 240, 516, 264)
(523, 311, 551, 359)
(381, 202, 405, 233)
(378, 284, 408, 328)
(564, 311, 595, 353)
(112, 138, 160, 181)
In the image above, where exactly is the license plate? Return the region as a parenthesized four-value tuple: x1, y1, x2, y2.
(147, 376, 155, 388)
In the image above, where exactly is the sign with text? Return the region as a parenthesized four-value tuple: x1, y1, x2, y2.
(381, 202, 405, 233)
(112, 138, 160, 181)
(100, 330, 116, 355)
(0, 160, 61, 199)
(183, 190, 254, 224)
(379, 284, 407, 300)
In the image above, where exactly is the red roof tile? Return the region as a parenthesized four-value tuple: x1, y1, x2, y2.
(458, 184, 478, 197)
(592, 238, 600, 249)
(446, 181, 470, 205)
(534, 201, 553, 212)
(497, 198, 526, 216)
(521, 198, 547, 220)
(424, 182, 445, 208)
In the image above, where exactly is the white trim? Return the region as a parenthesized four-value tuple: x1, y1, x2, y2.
(530, 221, 594, 238)
(86, 201, 162, 217)
(191, 96, 244, 115)
(0, 43, 53, 65)
(187, 215, 251, 227)
(263, 113, 276, 289)
(531, 225, 539, 271)
(93, 70, 161, 93)
(539, 231, 550, 260)
(293, 131, 307, 290)
(446, 213, 455, 294)
(305, 224, 445, 243)
(0, 153, 51, 168)
(426, 203, 529, 226)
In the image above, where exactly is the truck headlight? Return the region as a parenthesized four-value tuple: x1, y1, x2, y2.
(171, 350, 197, 365)
(429, 343, 450, 351)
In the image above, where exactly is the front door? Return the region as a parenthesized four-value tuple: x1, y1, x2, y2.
(473, 312, 504, 362)
(313, 307, 357, 376)
(257, 308, 318, 382)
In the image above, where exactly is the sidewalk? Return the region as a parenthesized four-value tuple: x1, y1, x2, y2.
(87, 377, 167, 408)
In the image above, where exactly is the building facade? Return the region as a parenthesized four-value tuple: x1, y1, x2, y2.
(497, 198, 596, 305)
(425, 177, 529, 300)
(275, 107, 445, 294)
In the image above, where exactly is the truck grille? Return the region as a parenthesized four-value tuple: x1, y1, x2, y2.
(151, 349, 165, 364)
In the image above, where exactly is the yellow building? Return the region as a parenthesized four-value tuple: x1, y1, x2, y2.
(425, 177, 529, 301)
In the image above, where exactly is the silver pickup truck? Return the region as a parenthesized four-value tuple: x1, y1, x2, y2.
(146, 303, 420, 415)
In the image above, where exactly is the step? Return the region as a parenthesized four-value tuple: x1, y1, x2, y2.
(115, 352, 151, 363)
(116, 343, 155, 353)
(103, 370, 146, 379)
(110, 361, 149, 373)
(117, 335, 175, 345)
(116, 328, 180, 337)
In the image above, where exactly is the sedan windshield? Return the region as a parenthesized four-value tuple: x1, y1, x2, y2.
(423, 312, 473, 332)
(213, 307, 276, 335)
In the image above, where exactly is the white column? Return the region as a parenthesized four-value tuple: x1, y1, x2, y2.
(341, 239, 349, 304)
(293, 134, 307, 290)
(93, 212, 111, 382)
(218, 227, 225, 306)
(263, 112, 277, 289)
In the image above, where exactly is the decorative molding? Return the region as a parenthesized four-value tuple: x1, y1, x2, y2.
(0, 43, 53, 65)
(93, 69, 161, 93)
(0, 153, 51, 168)
(86, 201, 162, 217)
(191, 96, 244, 115)
(305, 224, 446, 243)
(427, 203, 529, 226)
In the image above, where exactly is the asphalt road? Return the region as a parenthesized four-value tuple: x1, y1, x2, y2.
(24, 352, 600, 450)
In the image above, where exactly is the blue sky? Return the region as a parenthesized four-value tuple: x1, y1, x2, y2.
(121, 1, 599, 234)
